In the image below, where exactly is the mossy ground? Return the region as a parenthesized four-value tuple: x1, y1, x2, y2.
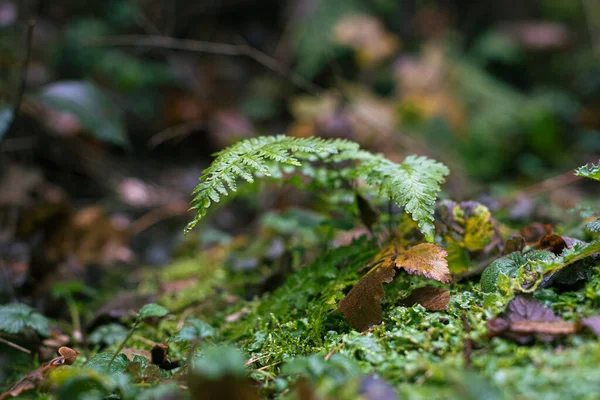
(3, 233, 600, 399)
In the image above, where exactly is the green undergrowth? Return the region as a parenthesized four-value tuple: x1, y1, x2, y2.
(3, 232, 600, 399)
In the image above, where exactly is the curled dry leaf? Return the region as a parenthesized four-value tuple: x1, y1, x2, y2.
(503, 235, 525, 255)
(339, 241, 449, 331)
(486, 296, 575, 344)
(398, 286, 450, 311)
(338, 261, 396, 332)
(539, 234, 567, 255)
(151, 342, 180, 371)
(0, 346, 78, 400)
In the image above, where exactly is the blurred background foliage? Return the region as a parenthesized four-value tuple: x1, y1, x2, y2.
(1, 0, 600, 275)
(1, 0, 599, 181)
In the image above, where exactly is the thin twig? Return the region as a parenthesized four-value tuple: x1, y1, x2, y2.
(0, 337, 31, 354)
(324, 342, 344, 361)
(148, 120, 205, 148)
(132, 335, 157, 347)
(128, 203, 190, 235)
(256, 361, 281, 371)
(499, 169, 584, 208)
(82, 34, 322, 95)
(245, 353, 270, 366)
(3, 6, 37, 137)
(582, 0, 600, 58)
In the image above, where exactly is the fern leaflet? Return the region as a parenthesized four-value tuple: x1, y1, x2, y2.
(575, 161, 600, 181)
(186, 136, 449, 241)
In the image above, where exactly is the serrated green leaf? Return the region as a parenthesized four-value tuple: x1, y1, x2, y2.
(586, 218, 600, 233)
(85, 353, 130, 373)
(0, 303, 49, 336)
(88, 324, 128, 346)
(575, 161, 600, 181)
(171, 319, 215, 343)
(480, 250, 555, 293)
(186, 136, 448, 242)
(138, 303, 168, 319)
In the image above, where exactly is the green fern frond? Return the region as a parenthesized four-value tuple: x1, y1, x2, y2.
(348, 154, 449, 241)
(575, 161, 600, 181)
(186, 136, 449, 241)
(587, 218, 600, 233)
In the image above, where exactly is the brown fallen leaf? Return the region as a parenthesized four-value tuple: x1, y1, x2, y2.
(539, 234, 567, 255)
(0, 346, 78, 400)
(393, 243, 450, 284)
(339, 241, 449, 331)
(503, 235, 525, 255)
(486, 296, 574, 343)
(520, 223, 553, 246)
(151, 342, 180, 371)
(398, 286, 450, 311)
(579, 316, 600, 335)
(338, 261, 396, 332)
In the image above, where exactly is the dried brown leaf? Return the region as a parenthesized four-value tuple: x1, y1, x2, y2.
(580, 316, 600, 335)
(539, 234, 567, 255)
(398, 286, 450, 311)
(393, 243, 450, 284)
(0, 346, 78, 400)
(151, 342, 180, 370)
(520, 222, 553, 246)
(339, 242, 449, 331)
(486, 295, 574, 343)
(503, 235, 525, 255)
(338, 262, 396, 332)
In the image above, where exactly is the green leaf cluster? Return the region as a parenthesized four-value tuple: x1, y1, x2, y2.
(0, 303, 50, 336)
(187, 136, 449, 242)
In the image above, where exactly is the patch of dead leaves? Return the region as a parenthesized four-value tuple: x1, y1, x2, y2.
(339, 241, 449, 331)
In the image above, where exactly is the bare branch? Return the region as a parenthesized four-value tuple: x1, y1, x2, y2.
(82, 34, 323, 96)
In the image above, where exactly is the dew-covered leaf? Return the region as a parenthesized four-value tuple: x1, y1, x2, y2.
(587, 218, 600, 233)
(480, 250, 555, 293)
(575, 161, 600, 181)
